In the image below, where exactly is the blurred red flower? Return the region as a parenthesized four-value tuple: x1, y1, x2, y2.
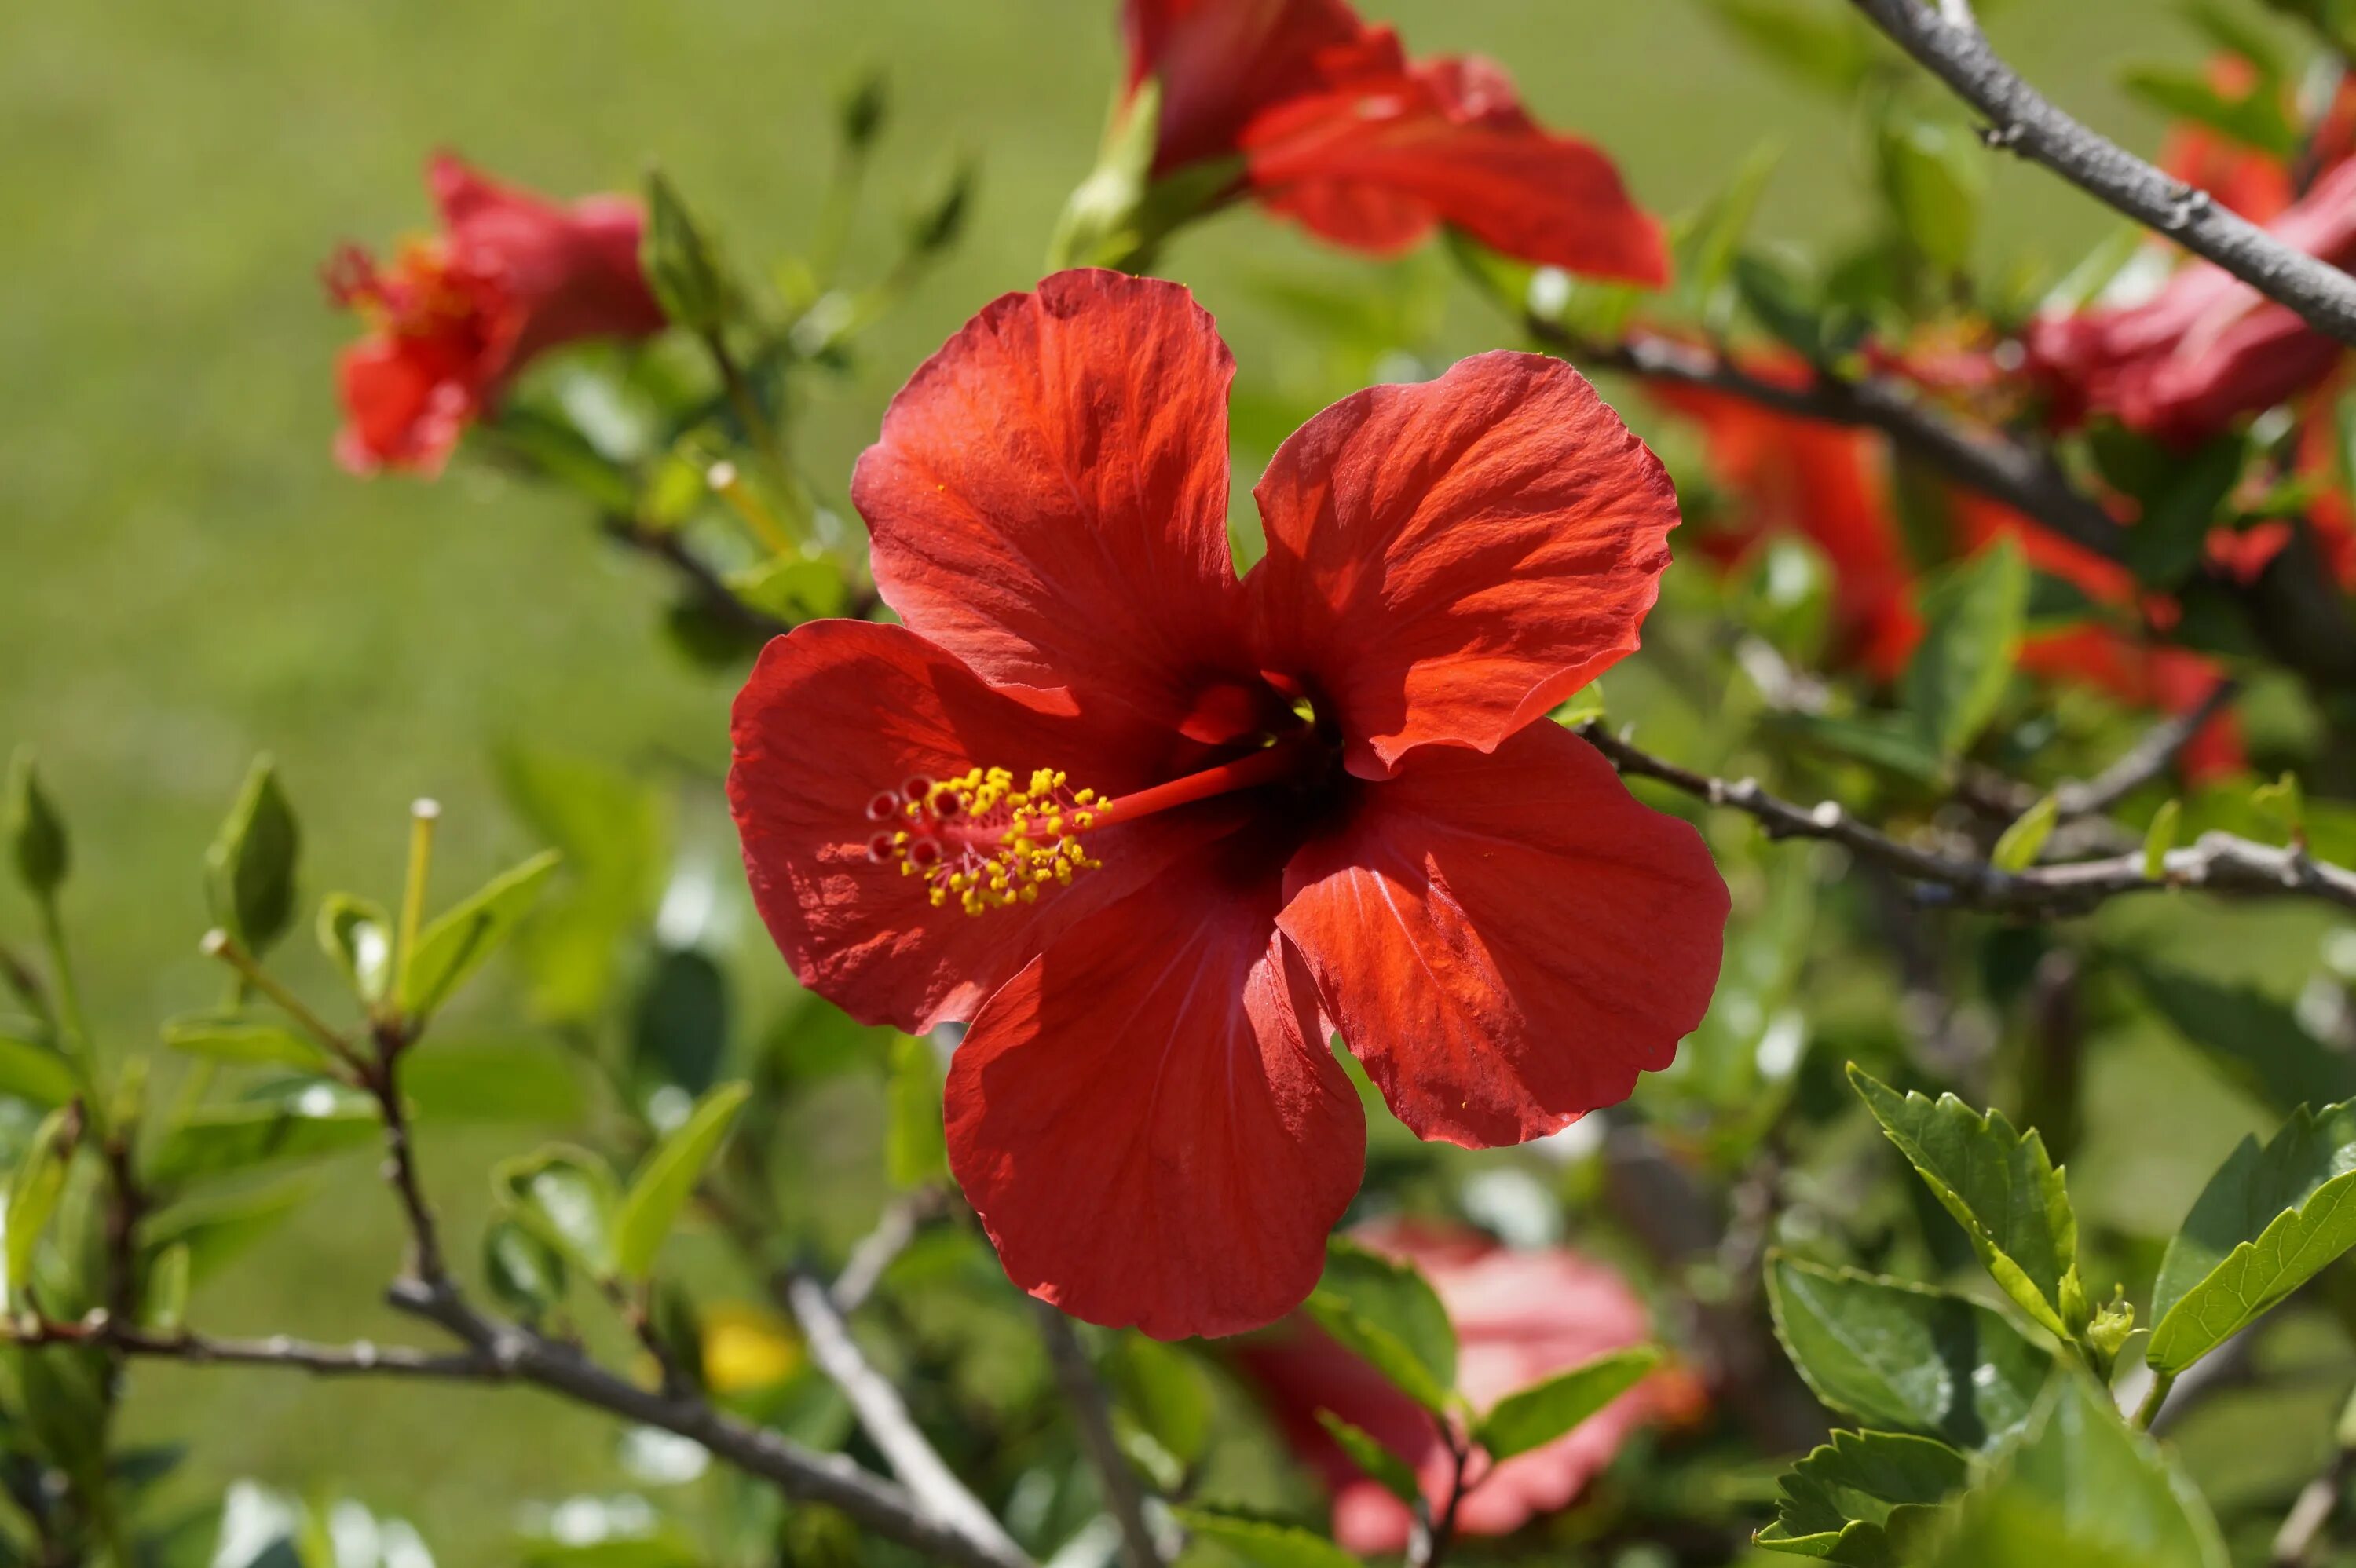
(1120, 0, 1665, 281)
(729, 269, 1727, 1339)
(1231, 1220, 1695, 1552)
(324, 153, 665, 475)
(2025, 156, 2356, 447)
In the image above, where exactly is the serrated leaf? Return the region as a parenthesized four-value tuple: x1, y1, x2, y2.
(1306, 1239, 1457, 1412)
(1316, 1410, 1420, 1504)
(613, 1082, 750, 1280)
(144, 1086, 378, 1189)
(495, 1145, 620, 1280)
(0, 1032, 79, 1109)
(205, 758, 298, 956)
(1928, 1376, 2225, 1567)
(404, 850, 562, 1020)
(160, 1015, 334, 1073)
(1755, 1429, 1973, 1563)
(884, 1033, 946, 1188)
(2, 1105, 79, 1307)
(1477, 1345, 1662, 1460)
(1990, 795, 2059, 874)
(1170, 1508, 1362, 1568)
(1849, 1067, 2081, 1337)
(1766, 1255, 2051, 1452)
(2148, 1098, 2356, 1374)
(316, 894, 393, 1007)
(1904, 539, 2027, 757)
(5, 747, 67, 896)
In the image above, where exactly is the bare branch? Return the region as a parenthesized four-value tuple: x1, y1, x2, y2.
(1571, 720, 2356, 916)
(1033, 1303, 1165, 1568)
(1849, 0, 2356, 345)
(785, 1266, 1024, 1563)
(832, 1188, 944, 1315)
(3, 1314, 498, 1381)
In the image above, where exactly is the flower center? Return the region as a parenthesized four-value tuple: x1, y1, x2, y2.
(862, 736, 1326, 917)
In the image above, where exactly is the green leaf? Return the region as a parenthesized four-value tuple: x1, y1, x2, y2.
(204, 757, 299, 957)
(141, 1181, 319, 1286)
(884, 1033, 946, 1189)
(494, 747, 668, 1022)
(2143, 800, 2181, 881)
(2115, 957, 2356, 1116)
(483, 1216, 569, 1318)
(2254, 769, 2308, 843)
(404, 850, 562, 1020)
(2148, 1098, 2356, 1374)
(1306, 1238, 1458, 1412)
(2181, 0, 2289, 83)
(1904, 539, 2028, 757)
(2, 1105, 79, 1307)
(2119, 63, 2297, 158)
(1929, 1376, 2225, 1568)
(1990, 795, 2059, 875)
(1849, 1067, 2082, 1337)
(1876, 113, 1985, 272)
(726, 554, 847, 624)
(1477, 1345, 1663, 1460)
(2121, 435, 2248, 587)
(1316, 1410, 1421, 1505)
(1673, 144, 1783, 329)
(643, 169, 729, 331)
(631, 948, 730, 1101)
(613, 1081, 750, 1281)
(0, 1031, 80, 1109)
(1765, 1255, 2051, 1452)
(316, 893, 393, 1007)
(495, 1145, 620, 1280)
(1755, 1429, 1973, 1563)
(1735, 251, 1833, 361)
(1170, 1508, 1362, 1568)
(144, 1086, 378, 1188)
(1771, 711, 1949, 785)
(160, 1014, 334, 1073)
(5, 747, 67, 896)
(1108, 1334, 1215, 1469)
(141, 1241, 189, 1332)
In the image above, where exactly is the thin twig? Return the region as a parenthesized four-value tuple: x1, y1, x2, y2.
(832, 1189, 942, 1314)
(1033, 1303, 1163, 1568)
(1572, 720, 2356, 916)
(2, 1314, 499, 1380)
(364, 1029, 447, 1288)
(2055, 680, 2240, 818)
(1849, 0, 2356, 345)
(2274, 1445, 2353, 1566)
(786, 1266, 1023, 1561)
(600, 517, 794, 641)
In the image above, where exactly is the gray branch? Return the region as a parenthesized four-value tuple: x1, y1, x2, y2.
(1572, 720, 2356, 917)
(1033, 1303, 1165, 1568)
(1850, 0, 2356, 345)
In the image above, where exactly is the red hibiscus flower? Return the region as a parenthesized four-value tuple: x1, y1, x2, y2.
(1107, 0, 1664, 280)
(2024, 156, 2356, 446)
(1231, 1220, 1694, 1552)
(727, 270, 1728, 1339)
(325, 153, 666, 475)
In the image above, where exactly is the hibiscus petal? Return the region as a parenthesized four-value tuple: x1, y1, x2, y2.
(947, 848, 1366, 1340)
(1277, 721, 1727, 1147)
(1249, 351, 1681, 779)
(728, 620, 1216, 1035)
(1125, 0, 1374, 174)
(1241, 57, 1666, 283)
(851, 270, 1255, 736)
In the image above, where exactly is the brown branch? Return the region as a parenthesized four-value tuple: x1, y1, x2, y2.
(1033, 1303, 1164, 1568)
(1850, 0, 2356, 346)
(2055, 679, 2240, 817)
(1572, 719, 2356, 916)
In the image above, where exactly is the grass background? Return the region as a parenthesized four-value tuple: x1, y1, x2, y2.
(0, 0, 2233, 1557)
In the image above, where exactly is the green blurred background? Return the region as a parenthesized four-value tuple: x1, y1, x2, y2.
(0, 0, 2204, 1556)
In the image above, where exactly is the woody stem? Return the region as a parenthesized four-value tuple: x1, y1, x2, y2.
(1081, 735, 1323, 833)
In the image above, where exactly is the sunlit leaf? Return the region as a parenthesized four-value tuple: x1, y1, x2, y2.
(1476, 1345, 1663, 1460)
(1755, 1429, 1972, 1563)
(613, 1081, 751, 1280)
(404, 850, 562, 1020)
